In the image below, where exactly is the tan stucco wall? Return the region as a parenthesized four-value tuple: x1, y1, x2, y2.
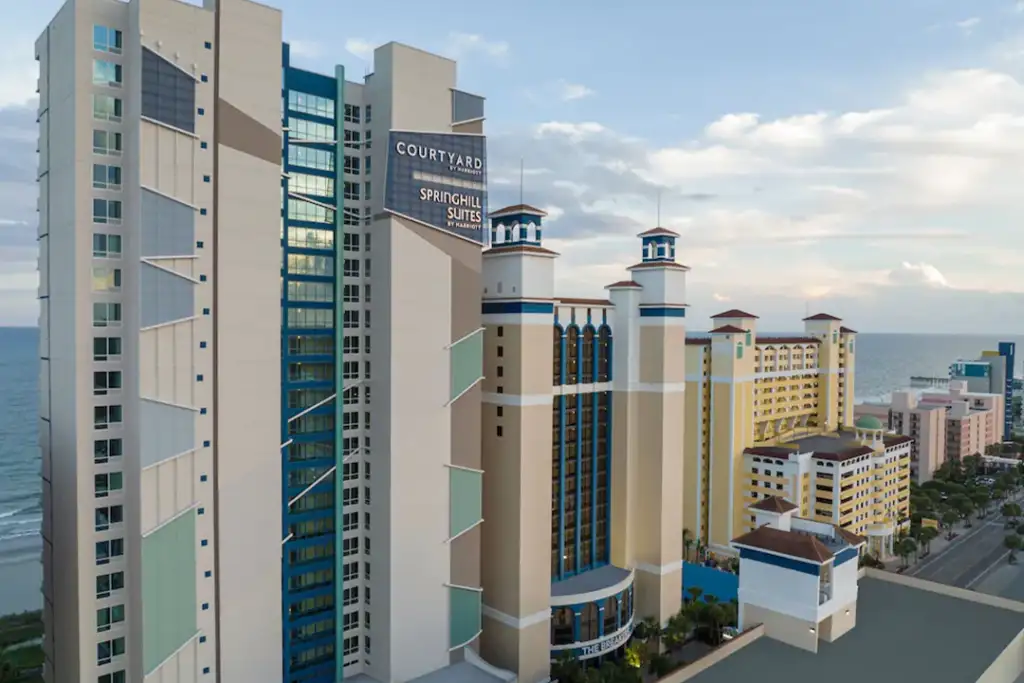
(741, 603, 818, 653)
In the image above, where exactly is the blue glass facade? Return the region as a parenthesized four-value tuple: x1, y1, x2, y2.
(551, 309, 613, 581)
(281, 43, 342, 682)
(1000, 342, 1016, 436)
(550, 585, 634, 660)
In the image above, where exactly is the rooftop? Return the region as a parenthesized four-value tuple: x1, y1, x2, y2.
(732, 525, 835, 563)
(711, 309, 759, 319)
(550, 564, 631, 598)
(749, 496, 799, 514)
(348, 660, 511, 683)
(684, 575, 1024, 683)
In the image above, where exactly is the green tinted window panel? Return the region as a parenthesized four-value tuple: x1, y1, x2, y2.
(736, 343, 743, 360)
(142, 512, 197, 673)
(449, 586, 482, 648)
(450, 329, 484, 401)
(449, 467, 483, 539)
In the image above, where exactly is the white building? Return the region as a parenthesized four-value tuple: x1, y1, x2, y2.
(38, 0, 284, 681)
(733, 497, 865, 654)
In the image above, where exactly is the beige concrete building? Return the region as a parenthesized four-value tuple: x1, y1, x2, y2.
(38, 0, 282, 682)
(859, 380, 1006, 483)
(478, 221, 686, 677)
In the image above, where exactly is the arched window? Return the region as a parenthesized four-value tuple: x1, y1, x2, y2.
(603, 596, 618, 634)
(579, 603, 599, 642)
(580, 326, 595, 384)
(551, 607, 574, 645)
(597, 326, 612, 382)
(565, 326, 579, 385)
(553, 325, 563, 386)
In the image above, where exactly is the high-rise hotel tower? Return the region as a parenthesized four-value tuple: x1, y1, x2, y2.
(38, 0, 283, 682)
(38, 0, 499, 682)
(478, 217, 688, 677)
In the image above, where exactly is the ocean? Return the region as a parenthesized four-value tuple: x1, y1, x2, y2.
(0, 327, 1020, 615)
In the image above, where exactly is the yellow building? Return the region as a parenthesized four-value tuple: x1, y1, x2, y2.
(682, 311, 911, 558)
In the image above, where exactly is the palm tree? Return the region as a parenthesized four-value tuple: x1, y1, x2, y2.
(685, 586, 703, 604)
(662, 608, 693, 651)
(682, 527, 694, 563)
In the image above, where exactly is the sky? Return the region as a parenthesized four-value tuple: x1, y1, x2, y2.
(2, 1, 1024, 333)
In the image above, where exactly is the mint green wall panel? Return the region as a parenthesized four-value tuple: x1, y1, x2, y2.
(449, 467, 483, 539)
(450, 329, 484, 401)
(449, 587, 482, 648)
(142, 511, 197, 673)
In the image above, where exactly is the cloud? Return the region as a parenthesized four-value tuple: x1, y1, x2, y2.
(344, 38, 375, 60)
(557, 82, 595, 101)
(289, 40, 323, 60)
(486, 64, 1024, 332)
(444, 33, 509, 62)
(956, 17, 981, 34)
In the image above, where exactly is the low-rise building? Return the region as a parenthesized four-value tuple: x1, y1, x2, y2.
(741, 417, 911, 558)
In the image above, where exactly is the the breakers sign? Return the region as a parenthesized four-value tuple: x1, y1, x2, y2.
(384, 131, 488, 244)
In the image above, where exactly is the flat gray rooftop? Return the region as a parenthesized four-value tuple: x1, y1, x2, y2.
(347, 661, 509, 683)
(791, 432, 862, 453)
(551, 564, 631, 598)
(686, 576, 1024, 683)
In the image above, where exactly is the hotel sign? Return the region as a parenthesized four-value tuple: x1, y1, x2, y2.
(383, 131, 488, 244)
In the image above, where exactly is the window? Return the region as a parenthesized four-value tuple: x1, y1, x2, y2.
(286, 308, 334, 329)
(286, 254, 333, 276)
(343, 287, 360, 305)
(94, 405, 123, 430)
(93, 95, 122, 122)
(93, 371, 123, 395)
(344, 129, 361, 149)
(95, 538, 124, 565)
(96, 571, 125, 598)
(365, 105, 372, 123)
(93, 199, 123, 224)
(92, 164, 122, 190)
(288, 173, 334, 197)
(364, 181, 372, 201)
(94, 505, 123, 531)
(289, 91, 335, 119)
(93, 130, 123, 156)
(287, 146, 334, 171)
(343, 233, 360, 252)
(287, 227, 334, 250)
(288, 198, 334, 224)
(343, 155, 361, 175)
(94, 438, 123, 464)
(93, 303, 122, 327)
(93, 59, 123, 88)
(344, 104, 361, 123)
(93, 233, 122, 258)
(97, 636, 126, 664)
(343, 259, 360, 277)
(288, 118, 335, 143)
(93, 337, 122, 361)
(92, 267, 122, 292)
(286, 281, 333, 303)
(343, 181, 360, 200)
(95, 472, 123, 497)
(93, 26, 123, 54)
(97, 604, 125, 632)
(343, 207, 364, 226)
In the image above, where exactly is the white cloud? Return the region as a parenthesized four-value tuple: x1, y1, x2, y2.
(484, 62, 1024, 332)
(445, 33, 509, 62)
(0, 39, 37, 109)
(888, 262, 951, 288)
(956, 17, 981, 34)
(344, 38, 375, 60)
(712, 293, 731, 302)
(557, 82, 594, 101)
(289, 40, 323, 60)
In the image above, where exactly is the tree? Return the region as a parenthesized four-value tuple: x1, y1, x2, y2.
(949, 493, 974, 525)
(685, 586, 703, 604)
(1001, 502, 1022, 523)
(662, 608, 693, 651)
(682, 528, 694, 563)
(1005, 533, 1023, 564)
(970, 488, 991, 518)
(896, 537, 918, 568)
(623, 643, 644, 671)
(918, 526, 939, 554)
(0, 648, 19, 683)
(941, 510, 960, 539)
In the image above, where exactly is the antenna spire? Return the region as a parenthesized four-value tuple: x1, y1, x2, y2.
(519, 158, 525, 206)
(656, 190, 662, 227)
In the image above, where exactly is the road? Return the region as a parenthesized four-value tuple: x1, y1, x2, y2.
(908, 519, 1012, 589)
